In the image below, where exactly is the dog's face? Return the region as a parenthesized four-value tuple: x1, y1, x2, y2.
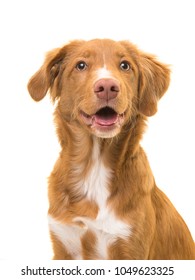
(28, 39, 170, 138)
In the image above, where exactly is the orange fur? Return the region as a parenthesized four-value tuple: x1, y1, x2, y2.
(28, 39, 195, 259)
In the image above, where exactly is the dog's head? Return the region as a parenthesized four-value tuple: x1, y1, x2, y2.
(28, 39, 170, 138)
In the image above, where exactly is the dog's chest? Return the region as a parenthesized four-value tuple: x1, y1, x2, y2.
(49, 142, 131, 259)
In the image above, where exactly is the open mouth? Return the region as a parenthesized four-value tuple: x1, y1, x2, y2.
(80, 106, 125, 128)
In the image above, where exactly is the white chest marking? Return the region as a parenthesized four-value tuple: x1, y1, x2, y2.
(79, 139, 130, 237)
(49, 139, 131, 259)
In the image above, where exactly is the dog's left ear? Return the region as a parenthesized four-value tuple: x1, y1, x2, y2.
(138, 53, 170, 116)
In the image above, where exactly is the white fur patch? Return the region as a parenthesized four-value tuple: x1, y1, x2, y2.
(82, 138, 110, 206)
(95, 66, 114, 81)
(80, 139, 130, 234)
(49, 139, 131, 259)
(48, 216, 85, 260)
(80, 139, 131, 258)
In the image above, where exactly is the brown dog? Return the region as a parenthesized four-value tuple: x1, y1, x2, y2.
(28, 39, 195, 259)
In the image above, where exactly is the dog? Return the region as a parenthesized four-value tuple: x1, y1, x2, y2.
(28, 39, 195, 259)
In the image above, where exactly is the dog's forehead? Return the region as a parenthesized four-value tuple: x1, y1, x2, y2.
(72, 39, 129, 61)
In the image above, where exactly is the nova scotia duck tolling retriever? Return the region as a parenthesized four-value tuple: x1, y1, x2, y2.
(28, 39, 195, 260)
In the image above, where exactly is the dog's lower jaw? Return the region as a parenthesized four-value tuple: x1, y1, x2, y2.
(91, 124, 121, 138)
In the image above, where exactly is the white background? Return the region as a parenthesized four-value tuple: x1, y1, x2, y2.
(0, 0, 194, 260)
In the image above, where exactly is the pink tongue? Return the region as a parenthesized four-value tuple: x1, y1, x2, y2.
(94, 113, 118, 126)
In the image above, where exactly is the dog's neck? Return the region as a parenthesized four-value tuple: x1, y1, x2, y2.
(53, 107, 153, 207)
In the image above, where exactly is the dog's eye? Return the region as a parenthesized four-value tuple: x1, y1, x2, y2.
(76, 61, 88, 71)
(120, 61, 131, 71)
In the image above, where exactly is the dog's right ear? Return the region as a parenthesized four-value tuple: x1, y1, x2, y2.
(27, 48, 66, 101)
(27, 40, 84, 102)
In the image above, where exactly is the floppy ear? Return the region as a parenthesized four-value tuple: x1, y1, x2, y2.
(27, 48, 67, 101)
(138, 53, 170, 116)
